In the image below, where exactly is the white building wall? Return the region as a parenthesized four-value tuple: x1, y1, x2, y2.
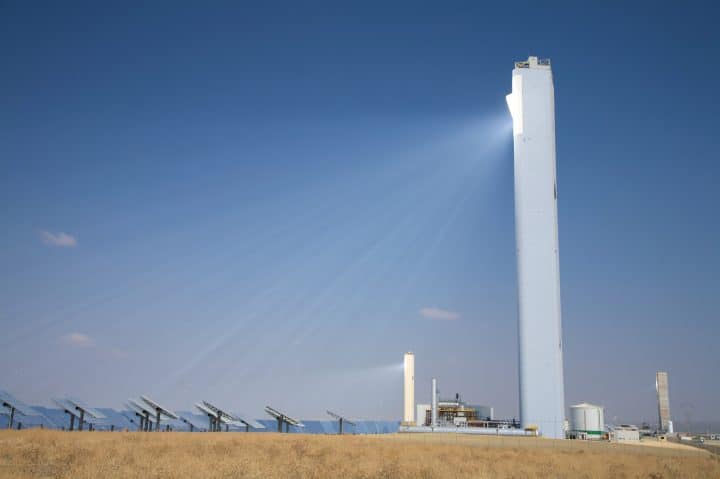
(416, 404, 430, 427)
(507, 56, 565, 439)
(613, 427, 640, 442)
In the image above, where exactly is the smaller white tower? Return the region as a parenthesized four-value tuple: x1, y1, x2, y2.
(431, 378, 438, 427)
(403, 352, 415, 425)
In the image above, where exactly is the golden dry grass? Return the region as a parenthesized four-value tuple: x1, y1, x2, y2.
(0, 430, 718, 479)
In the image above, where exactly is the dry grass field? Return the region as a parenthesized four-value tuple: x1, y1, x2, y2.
(0, 430, 718, 479)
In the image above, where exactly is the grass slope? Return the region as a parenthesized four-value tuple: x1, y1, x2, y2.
(0, 430, 718, 478)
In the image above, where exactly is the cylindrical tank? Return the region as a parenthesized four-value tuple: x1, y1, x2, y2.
(569, 403, 604, 434)
(403, 352, 415, 425)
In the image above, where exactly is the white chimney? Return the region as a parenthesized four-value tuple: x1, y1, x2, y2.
(431, 377, 438, 427)
(403, 352, 415, 425)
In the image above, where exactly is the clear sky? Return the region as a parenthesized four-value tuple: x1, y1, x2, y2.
(1, 2, 718, 427)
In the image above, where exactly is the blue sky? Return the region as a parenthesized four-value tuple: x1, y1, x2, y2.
(1, 2, 718, 426)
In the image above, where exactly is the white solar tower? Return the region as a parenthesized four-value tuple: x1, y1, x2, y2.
(402, 352, 415, 426)
(506, 56, 566, 439)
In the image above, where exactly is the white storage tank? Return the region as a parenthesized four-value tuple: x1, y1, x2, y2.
(569, 403, 604, 440)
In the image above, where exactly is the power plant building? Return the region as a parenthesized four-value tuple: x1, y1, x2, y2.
(506, 56, 566, 439)
(417, 392, 499, 429)
(610, 425, 640, 442)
